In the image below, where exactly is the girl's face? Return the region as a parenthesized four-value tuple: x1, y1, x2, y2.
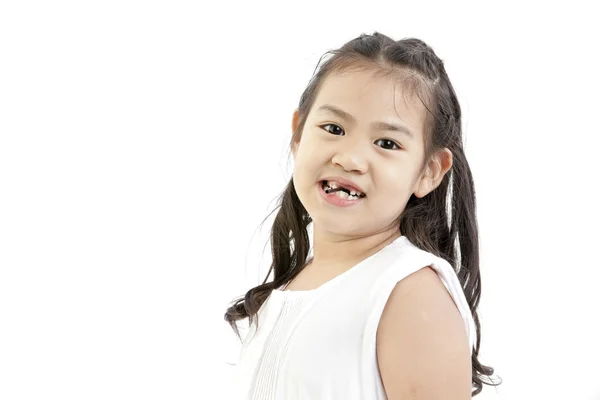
(292, 69, 445, 238)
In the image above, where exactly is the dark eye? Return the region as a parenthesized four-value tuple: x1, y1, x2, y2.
(375, 139, 401, 150)
(321, 123, 344, 135)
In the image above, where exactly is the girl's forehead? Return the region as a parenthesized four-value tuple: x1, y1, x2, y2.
(320, 70, 422, 105)
(313, 71, 427, 136)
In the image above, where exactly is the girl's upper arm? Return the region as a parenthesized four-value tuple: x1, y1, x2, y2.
(376, 266, 472, 399)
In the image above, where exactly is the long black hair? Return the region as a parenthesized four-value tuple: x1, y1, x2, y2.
(225, 31, 500, 396)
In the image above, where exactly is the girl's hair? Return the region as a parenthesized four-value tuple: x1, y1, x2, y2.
(224, 31, 500, 396)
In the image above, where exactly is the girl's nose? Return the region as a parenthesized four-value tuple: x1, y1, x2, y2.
(331, 151, 368, 173)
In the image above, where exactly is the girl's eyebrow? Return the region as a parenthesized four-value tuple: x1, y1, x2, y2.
(316, 104, 414, 140)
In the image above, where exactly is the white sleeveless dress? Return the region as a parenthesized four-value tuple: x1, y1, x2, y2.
(232, 235, 476, 399)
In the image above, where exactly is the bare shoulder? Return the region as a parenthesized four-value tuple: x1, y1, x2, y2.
(376, 266, 472, 399)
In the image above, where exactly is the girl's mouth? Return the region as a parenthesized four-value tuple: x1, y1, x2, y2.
(319, 180, 365, 206)
(321, 180, 365, 199)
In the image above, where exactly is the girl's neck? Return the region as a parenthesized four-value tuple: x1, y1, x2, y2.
(310, 226, 402, 267)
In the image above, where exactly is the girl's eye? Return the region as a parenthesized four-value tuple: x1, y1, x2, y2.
(374, 138, 401, 150)
(321, 123, 345, 136)
(320, 124, 401, 150)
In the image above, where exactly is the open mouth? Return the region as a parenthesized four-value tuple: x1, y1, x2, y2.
(320, 180, 366, 200)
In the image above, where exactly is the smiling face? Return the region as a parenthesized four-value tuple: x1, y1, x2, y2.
(291, 68, 449, 240)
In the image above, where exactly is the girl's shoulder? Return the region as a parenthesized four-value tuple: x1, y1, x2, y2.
(376, 265, 473, 397)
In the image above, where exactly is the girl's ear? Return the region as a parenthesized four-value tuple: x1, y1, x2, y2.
(291, 109, 301, 157)
(414, 148, 453, 198)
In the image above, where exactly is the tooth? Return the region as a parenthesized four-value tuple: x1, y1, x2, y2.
(333, 190, 361, 200)
(324, 180, 364, 198)
(328, 181, 350, 191)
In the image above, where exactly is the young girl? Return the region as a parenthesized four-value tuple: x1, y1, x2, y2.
(225, 32, 498, 399)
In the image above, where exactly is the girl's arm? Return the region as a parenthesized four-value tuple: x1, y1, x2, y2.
(377, 266, 472, 399)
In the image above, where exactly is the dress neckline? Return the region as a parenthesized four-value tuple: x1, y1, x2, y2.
(271, 235, 409, 299)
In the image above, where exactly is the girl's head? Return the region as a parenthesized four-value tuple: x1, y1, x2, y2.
(290, 63, 452, 239)
(226, 32, 498, 395)
(288, 34, 464, 243)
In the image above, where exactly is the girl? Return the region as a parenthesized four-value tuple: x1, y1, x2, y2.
(225, 32, 499, 399)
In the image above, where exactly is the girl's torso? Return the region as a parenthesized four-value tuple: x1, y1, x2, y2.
(233, 235, 476, 400)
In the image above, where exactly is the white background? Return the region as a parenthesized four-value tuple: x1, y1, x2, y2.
(1, 1, 599, 399)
